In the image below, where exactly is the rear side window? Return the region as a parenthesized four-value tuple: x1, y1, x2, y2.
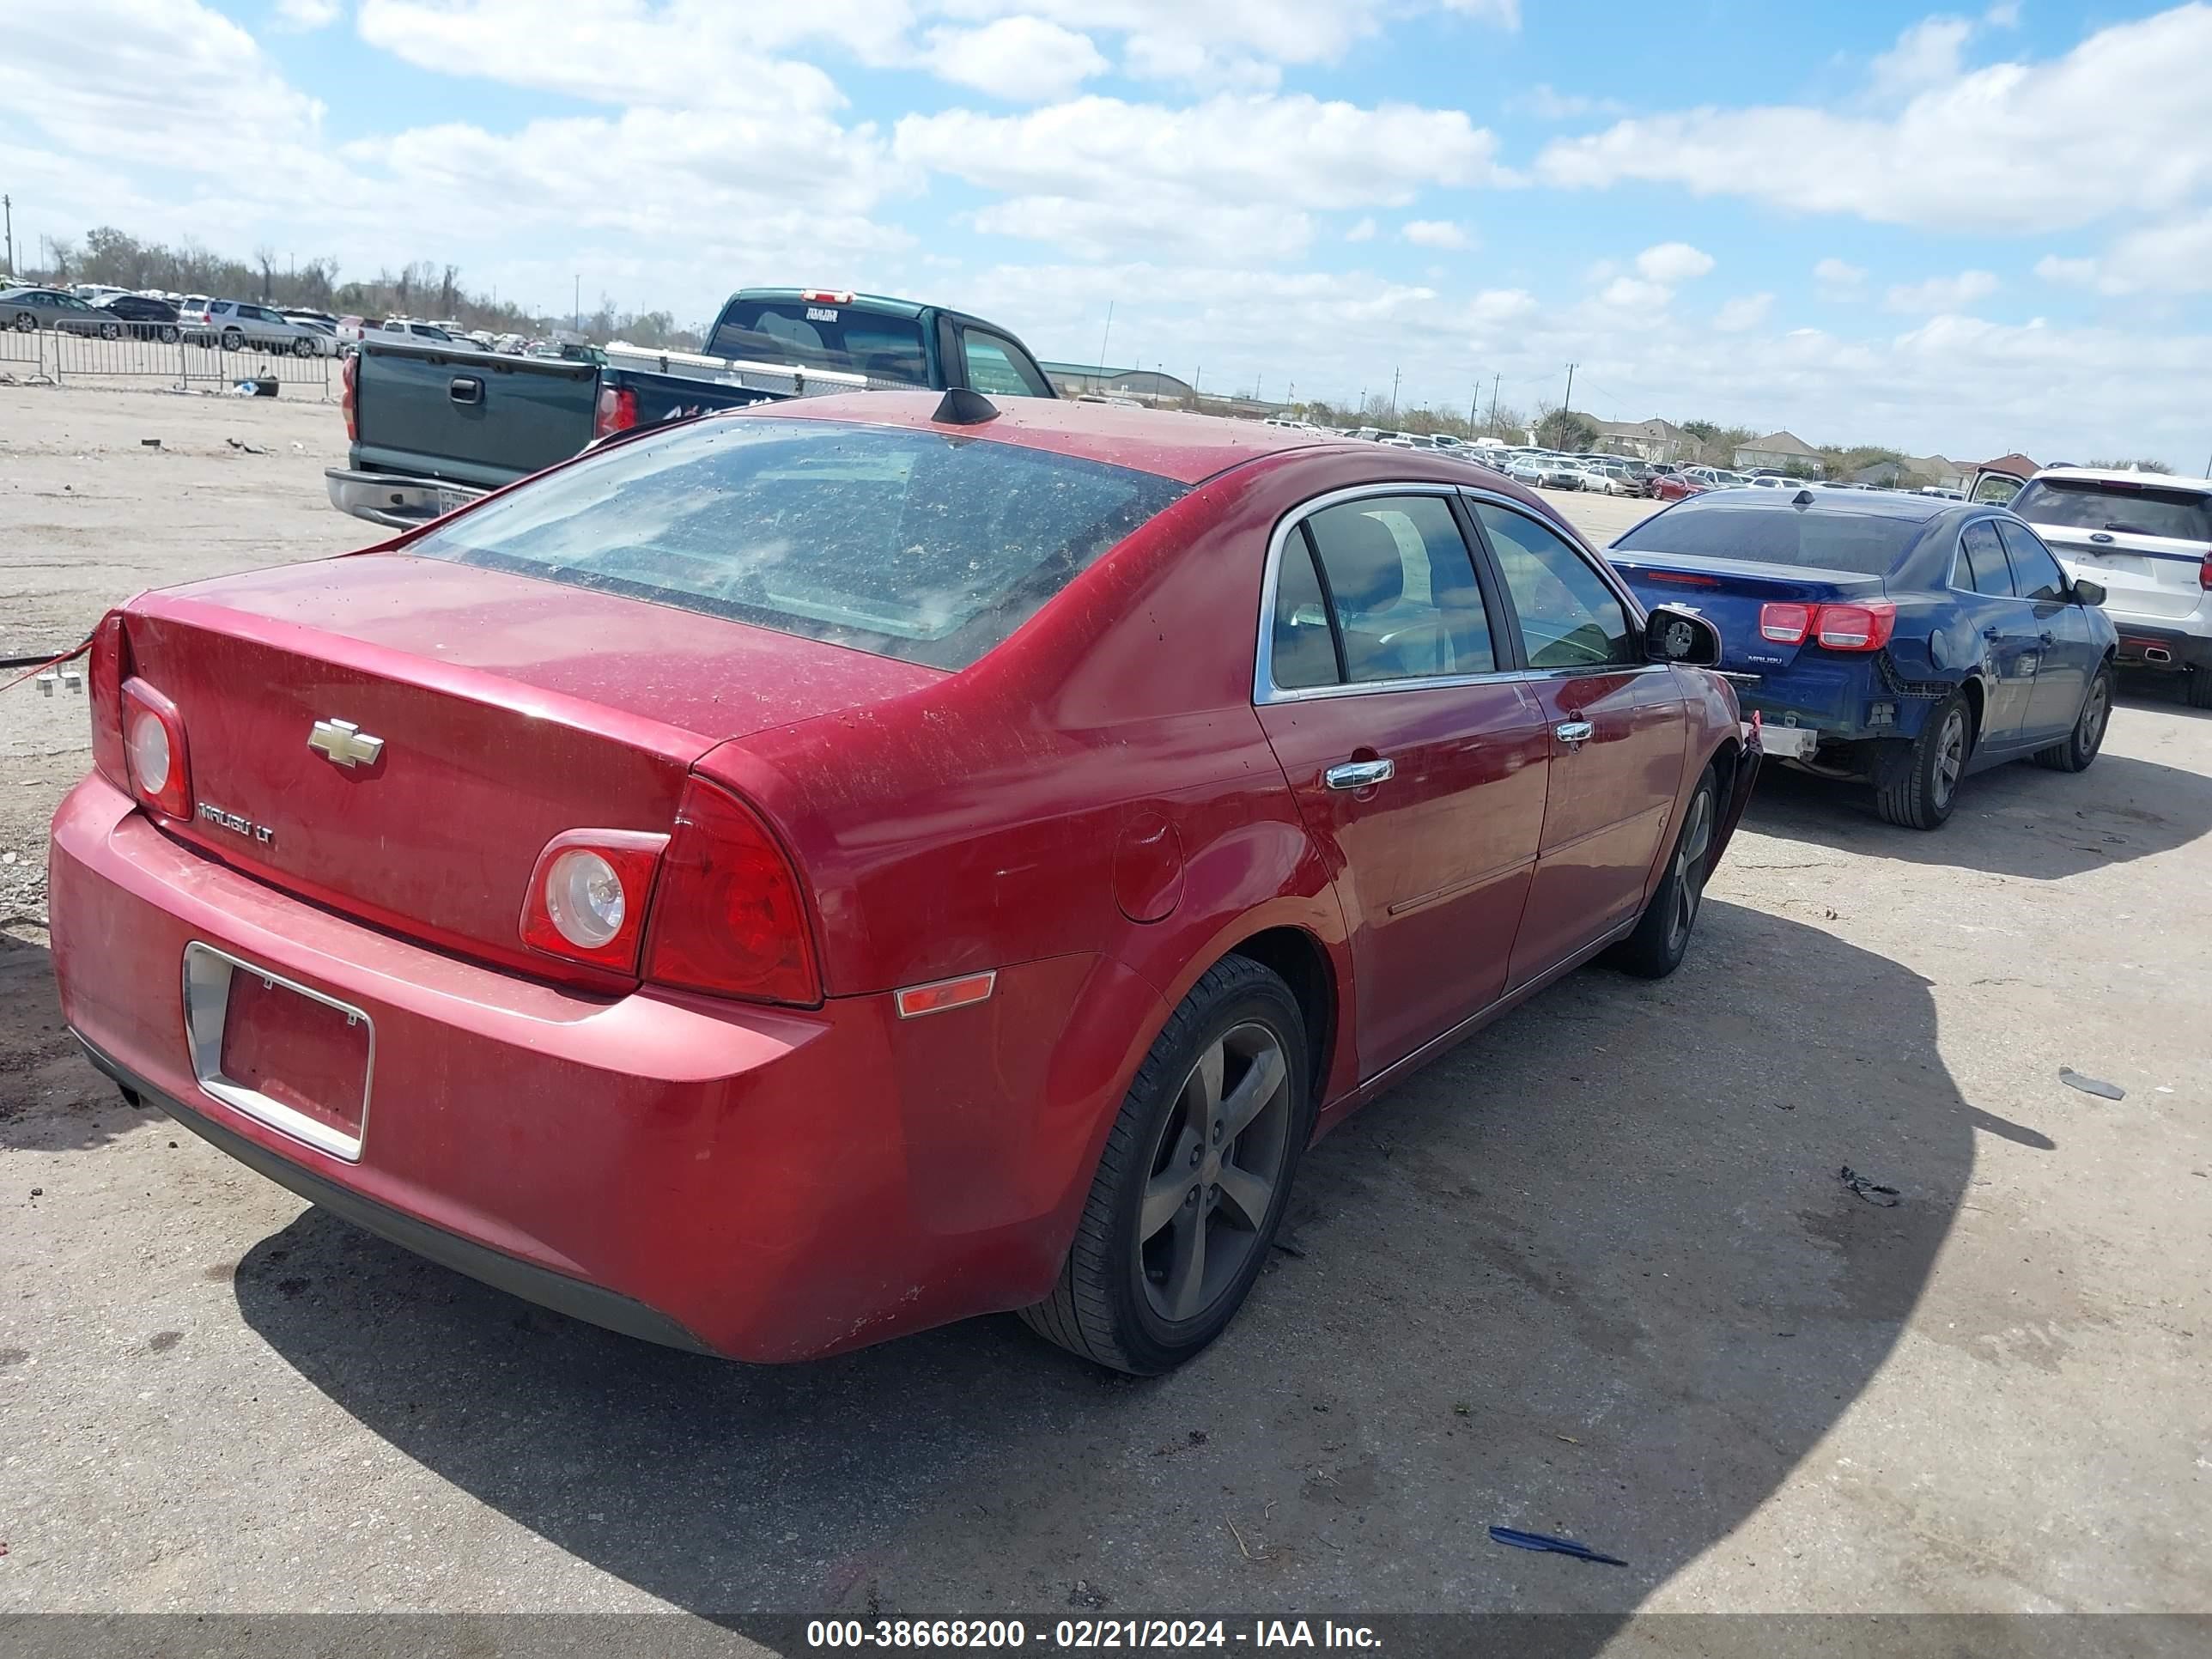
(1297, 495, 1496, 684)
(1474, 502, 1636, 668)
(961, 330, 1050, 398)
(1996, 520, 2069, 602)
(708, 302, 930, 386)
(1959, 521, 2013, 596)
(408, 419, 1185, 671)
(2009, 477, 2212, 544)
(1614, 503, 1924, 575)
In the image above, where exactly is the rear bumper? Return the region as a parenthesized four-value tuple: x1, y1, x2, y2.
(1729, 653, 1939, 746)
(2106, 620, 2212, 672)
(324, 467, 488, 530)
(50, 775, 1154, 1361)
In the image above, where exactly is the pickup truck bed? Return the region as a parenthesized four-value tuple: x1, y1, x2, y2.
(328, 289, 1057, 529)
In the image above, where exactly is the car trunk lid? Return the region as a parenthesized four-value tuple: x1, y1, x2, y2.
(1607, 550, 1887, 671)
(121, 552, 943, 979)
(2034, 526, 2204, 621)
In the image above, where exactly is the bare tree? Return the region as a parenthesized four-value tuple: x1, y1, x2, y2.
(253, 245, 276, 301)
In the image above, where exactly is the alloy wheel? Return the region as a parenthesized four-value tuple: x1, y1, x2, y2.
(1136, 1021, 1293, 1324)
(2079, 677, 2109, 752)
(1665, 786, 1715, 954)
(1933, 708, 1966, 806)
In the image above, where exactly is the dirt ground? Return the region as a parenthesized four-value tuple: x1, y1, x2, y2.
(1, 382, 2206, 1648)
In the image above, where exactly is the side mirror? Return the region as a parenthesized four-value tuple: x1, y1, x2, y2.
(1644, 603, 1723, 667)
(2072, 579, 2106, 607)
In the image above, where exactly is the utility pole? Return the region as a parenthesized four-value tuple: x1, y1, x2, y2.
(1468, 386, 1479, 434)
(4, 194, 15, 276)
(1389, 366, 1401, 421)
(1097, 301, 1115, 369)
(573, 274, 580, 331)
(1488, 373, 1500, 434)
(1563, 362, 1577, 413)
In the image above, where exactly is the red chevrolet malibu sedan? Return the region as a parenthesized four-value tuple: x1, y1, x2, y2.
(51, 392, 1757, 1374)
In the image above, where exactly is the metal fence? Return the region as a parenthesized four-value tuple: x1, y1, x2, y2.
(0, 323, 331, 396)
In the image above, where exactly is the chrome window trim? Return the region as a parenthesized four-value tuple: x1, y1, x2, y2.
(1252, 480, 1659, 707)
(1253, 481, 1480, 706)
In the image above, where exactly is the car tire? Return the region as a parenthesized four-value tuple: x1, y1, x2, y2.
(290, 335, 313, 357)
(220, 329, 242, 351)
(1875, 691, 1972, 830)
(159, 325, 180, 344)
(1019, 954, 1311, 1376)
(9, 312, 32, 332)
(98, 320, 120, 340)
(2032, 665, 2112, 772)
(1611, 765, 1718, 979)
(2186, 669, 2212, 711)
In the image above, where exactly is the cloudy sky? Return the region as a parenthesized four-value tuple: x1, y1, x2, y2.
(3, 1, 2210, 467)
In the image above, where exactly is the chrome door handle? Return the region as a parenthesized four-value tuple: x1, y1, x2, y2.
(1323, 757, 1395, 791)
(1554, 720, 1595, 745)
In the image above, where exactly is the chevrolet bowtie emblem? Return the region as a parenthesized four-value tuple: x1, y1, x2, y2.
(307, 719, 385, 769)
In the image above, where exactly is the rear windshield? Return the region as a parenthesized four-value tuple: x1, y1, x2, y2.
(2009, 478, 2212, 544)
(1613, 504, 1926, 575)
(407, 419, 1186, 670)
(707, 301, 930, 386)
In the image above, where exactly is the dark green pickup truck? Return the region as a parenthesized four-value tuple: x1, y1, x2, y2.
(325, 289, 1057, 529)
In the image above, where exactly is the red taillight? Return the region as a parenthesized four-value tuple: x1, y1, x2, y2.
(1758, 599, 1896, 650)
(2198, 552, 2211, 592)
(1647, 570, 1722, 586)
(89, 610, 130, 793)
(594, 385, 638, 440)
(799, 289, 854, 305)
(518, 830, 668, 974)
(1814, 600, 1897, 650)
(341, 350, 358, 442)
(1759, 602, 1812, 643)
(644, 777, 820, 1006)
(118, 678, 191, 820)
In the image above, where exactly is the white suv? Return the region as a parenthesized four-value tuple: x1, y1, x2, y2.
(2007, 468, 2212, 707)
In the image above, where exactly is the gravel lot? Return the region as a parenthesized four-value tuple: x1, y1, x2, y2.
(2, 383, 2207, 1647)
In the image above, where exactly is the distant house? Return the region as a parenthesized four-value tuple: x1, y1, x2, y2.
(1733, 431, 1825, 475)
(1852, 460, 1907, 488)
(1969, 452, 2040, 480)
(1902, 453, 1964, 490)
(1589, 416, 1694, 463)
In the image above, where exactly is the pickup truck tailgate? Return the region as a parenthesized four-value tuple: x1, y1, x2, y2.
(353, 341, 599, 490)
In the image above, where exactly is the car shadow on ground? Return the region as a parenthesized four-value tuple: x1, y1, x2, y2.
(1741, 750, 2212, 881)
(2116, 671, 2212, 722)
(229, 899, 2028, 1640)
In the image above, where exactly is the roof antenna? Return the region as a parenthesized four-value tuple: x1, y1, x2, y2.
(1792, 488, 1815, 506)
(932, 387, 1000, 426)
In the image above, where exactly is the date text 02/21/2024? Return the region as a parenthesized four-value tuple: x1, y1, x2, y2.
(805, 1620, 1382, 1649)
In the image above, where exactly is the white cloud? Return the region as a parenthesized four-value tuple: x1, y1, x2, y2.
(895, 93, 1504, 258)
(1715, 293, 1774, 331)
(1534, 6, 2212, 232)
(1814, 257, 1869, 299)
(1884, 269, 2000, 313)
(2033, 210, 2212, 295)
(1601, 276, 1670, 309)
(1403, 219, 1470, 250)
(1868, 16, 1974, 100)
(970, 195, 1311, 263)
(1510, 82, 1626, 119)
(1345, 216, 1377, 242)
(923, 19, 1109, 100)
(1984, 2, 2021, 26)
(276, 0, 343, 26)
(1635, 241, 1714, 282)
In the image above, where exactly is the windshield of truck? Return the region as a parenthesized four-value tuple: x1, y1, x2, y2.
(2008, 477, 2212, 544)
(407, 418, 1186, 670)
(706, 301, 931, 386)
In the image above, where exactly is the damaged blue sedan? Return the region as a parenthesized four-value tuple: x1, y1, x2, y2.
(1607, 489, 2118, 830)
